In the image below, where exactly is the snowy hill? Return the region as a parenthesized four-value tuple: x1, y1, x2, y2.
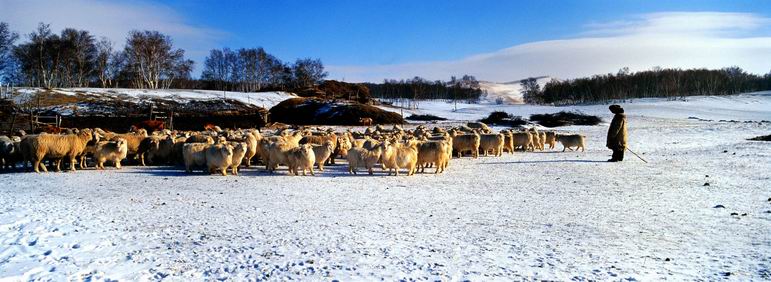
(479, 76, 551, 105)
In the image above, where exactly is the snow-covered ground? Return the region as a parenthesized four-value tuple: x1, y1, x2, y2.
(1, 93, 770, 280)
(13, 88, 297, 109)
(391, 91, 771, 122)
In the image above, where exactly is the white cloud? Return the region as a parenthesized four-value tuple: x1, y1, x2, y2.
(328, 12, 771, 82)
(0, 0, 226, 70)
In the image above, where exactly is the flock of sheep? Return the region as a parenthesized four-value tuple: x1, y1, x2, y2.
(0, 122, 586, 176)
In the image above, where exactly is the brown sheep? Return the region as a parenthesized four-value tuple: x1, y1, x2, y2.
(502, 131, 515, 153)
(544, 131, 557, 149)
(136, 136, 161, 166)
(334, 136, 353, 162)
(449, 130, 480, 158)
(112, 129, 149, 162)
(416, 140, 451, 174)
(359, 117, 373, 126)
(511, 132, 533, 151)
(286, 144, 316, 176)
(146, 135, 176, 164)
(347, 146, 383, 175)
(26, 129, 94, 172)
(528, 129, 543, 151)
(94, 138, 129, 169)
(479, 133, 505, 157)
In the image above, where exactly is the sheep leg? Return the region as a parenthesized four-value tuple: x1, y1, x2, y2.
(318, 162, 324, 171)
(309, 167, 315, 176)
(33, 159, 43, 173)
(68, 155, 77, 171)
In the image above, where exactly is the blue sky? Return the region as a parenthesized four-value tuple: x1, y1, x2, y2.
(161, 0, 769, 65)
(2, 0, 771, 81)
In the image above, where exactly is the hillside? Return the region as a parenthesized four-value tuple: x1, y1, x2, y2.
(478, 76, 551, 105)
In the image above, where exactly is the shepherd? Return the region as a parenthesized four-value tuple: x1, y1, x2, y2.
(607, 104, 627, 162)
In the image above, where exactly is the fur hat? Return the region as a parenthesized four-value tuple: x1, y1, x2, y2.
(609, 104, 624, 114)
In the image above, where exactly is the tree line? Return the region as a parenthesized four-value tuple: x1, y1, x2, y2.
(525, 67, 771, 105)
(365, 75, 484, 101)
(200, 48, 326, 92)
(0, 22, 327, 91)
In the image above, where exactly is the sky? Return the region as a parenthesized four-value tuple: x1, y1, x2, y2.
(1, 0, 771, 82)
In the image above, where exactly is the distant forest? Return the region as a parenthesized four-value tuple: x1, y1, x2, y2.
(523, 67, 771, 105)
(365, 75, 485, 101)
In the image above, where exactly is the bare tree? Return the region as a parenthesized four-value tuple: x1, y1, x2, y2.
(124, 30, 188, 89)
(0, 22, 19, 83)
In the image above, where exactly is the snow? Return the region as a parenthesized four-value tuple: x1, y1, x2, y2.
(389, 91, 771, 122)
(13, 88, 297, 109)
(478, 77, 551, 105)
(1, 93, 770, 280)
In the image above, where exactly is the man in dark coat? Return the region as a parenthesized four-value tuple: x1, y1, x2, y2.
(606, 104, 627, 162)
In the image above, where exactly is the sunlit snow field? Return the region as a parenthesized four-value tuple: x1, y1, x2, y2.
(1, 91, 770, 280)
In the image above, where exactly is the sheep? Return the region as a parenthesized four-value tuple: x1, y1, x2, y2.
(416, 140, 451, 173)
(0, 136, 22, 170)
(449, 130, 480, 158)
(311, 141, 335, 171)
(111, 130, 149, 162)
(347, 146, 383, 175)
(206, 143, 234, 176)
(183, 143, 209, 173)
(556, 134, 586, 152)
(478, 133, 505, 157)
(502, 131, 515, 153)
(359, 117, 373, 126)
(544, 131, 557, 149)
(146, 135, 176, 164)
(186, 134, 214, 144)
(300, 132, 338, 164)
(286, 144, 316, 176)
(242, 130, 260, 167)
(78, 131, 104, 169)
(26, 129, 94, 172)
(282, 131, 304, 148)
(334, 136, 352, 162)
(528, 130, 543, 151)
(266, 141, 295, 173)
(0, 136, 16, 170)
(229, 142, 247, 175)
(94, 138, 129, 169)
(467, 122, 492, 133)
(511, 132, 533, 151)
(379, 140, 419, 176)
(136, 136, 161, 166)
